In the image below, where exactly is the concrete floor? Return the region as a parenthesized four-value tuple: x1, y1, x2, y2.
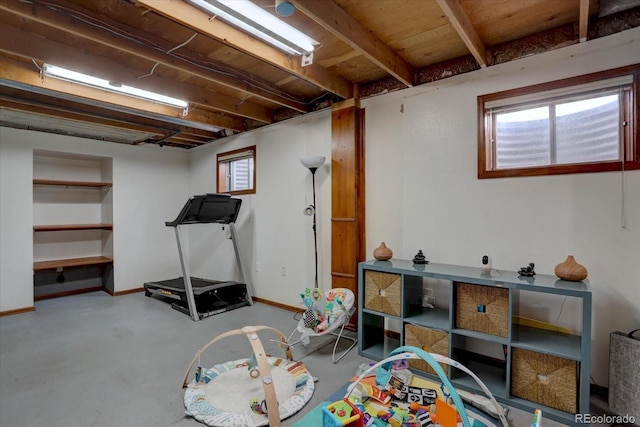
(0, 292, 611, 426)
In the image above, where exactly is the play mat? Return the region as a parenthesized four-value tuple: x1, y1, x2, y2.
(321, 346, 509, 427)
(182, 326, 314, 427)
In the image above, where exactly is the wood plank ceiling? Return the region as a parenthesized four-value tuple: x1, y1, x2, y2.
(0, 0, 638, 148)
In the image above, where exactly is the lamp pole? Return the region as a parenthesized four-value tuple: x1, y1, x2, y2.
(300, 156, 325, 290)
(309, 166, 319, 289)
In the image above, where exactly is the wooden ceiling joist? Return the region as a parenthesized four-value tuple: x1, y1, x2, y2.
(0, 0, 308, 112)
(435, 0, 488, 68)
(0, 55, 245, 132)
(134, 0, 354, 100)
(0, 93, 193, 146)
(0, 0, 637, 150)
(579, 0, 591, 42)
(0, 96, 164, 138)
(0, 85, 222, 142)
(0, 25, 273, 124)
(291, 0, 415, 87)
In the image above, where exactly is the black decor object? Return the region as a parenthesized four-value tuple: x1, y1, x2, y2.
(518, 263, 536, 277)
(413, 250, 428, 264)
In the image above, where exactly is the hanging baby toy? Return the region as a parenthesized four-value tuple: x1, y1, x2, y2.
(300, 287, 324, 330)
(314, 289, 346, 333)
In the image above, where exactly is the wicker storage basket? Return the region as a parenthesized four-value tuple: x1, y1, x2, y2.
(404, 324, 449, 376)
(455, 283, 508, 337)
(364, 271, 401, 316)
(511, 347, 578, 413)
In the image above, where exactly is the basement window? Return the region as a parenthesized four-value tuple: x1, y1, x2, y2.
(217, 146, 256, 195)
(478, 65, 639, 178)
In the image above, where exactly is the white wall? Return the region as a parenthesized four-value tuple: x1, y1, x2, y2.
(362, 28, 640, 384)
(182, 28, 639, 384)
(187, 111, 332, 309)
(1, 28, 638, 386)
(0, 127, 189, 311)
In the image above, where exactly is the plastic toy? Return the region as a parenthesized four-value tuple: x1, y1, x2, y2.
(375, 406, 410, 427)
(355, 382, 391, 404)
(300, 287, 324, 329)
(322, 399, 365, 427)
(249, 398, 268, 415)
(435, 398, 459, 427)
(531, 409, 542, 427)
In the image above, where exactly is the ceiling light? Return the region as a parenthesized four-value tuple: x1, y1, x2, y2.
(189, 0, 317, 55)
(43, 64, 188, 108)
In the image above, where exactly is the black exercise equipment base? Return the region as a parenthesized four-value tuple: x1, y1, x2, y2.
(144, 277, 250, 320)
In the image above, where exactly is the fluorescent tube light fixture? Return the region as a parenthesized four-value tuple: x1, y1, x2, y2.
(43, 64, 188, 108)
(189, 0, 318, 55)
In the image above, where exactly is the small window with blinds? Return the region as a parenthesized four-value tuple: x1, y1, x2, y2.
(217, 146, 256, 194)
(478, 65, 639, 178)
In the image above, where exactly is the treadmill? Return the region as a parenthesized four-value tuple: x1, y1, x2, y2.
(144, 193, 254, 321)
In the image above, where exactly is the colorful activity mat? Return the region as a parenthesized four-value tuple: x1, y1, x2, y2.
(182, 326, 314, 427)
(344, 376, 500, 427)
(336, 347, 509, 427)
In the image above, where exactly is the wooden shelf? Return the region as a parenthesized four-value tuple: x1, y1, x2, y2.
(33, 179, 112, 188)
(34, 224, 113, 232)
(33, 256, 113, 271)
(32, 152, 115, 295)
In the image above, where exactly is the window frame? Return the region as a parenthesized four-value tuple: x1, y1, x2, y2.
(216, 145, 256, 195)
(478, 65, 640, 179)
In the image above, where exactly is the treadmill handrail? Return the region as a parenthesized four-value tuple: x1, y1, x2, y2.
(165, 193, 241, 227)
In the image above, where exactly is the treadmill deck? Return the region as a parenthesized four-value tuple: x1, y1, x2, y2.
(143, 277, 250, 319)
(144, 277, 241, 295)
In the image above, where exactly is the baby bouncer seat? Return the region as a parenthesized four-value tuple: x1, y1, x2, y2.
(288, 287, 357, 363)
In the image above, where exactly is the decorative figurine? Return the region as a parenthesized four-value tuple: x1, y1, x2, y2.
(413, 250, 428, 264)
(518, 263, 536, 277)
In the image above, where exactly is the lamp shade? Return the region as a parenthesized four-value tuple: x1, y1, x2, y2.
(275, 0, 295, 17)
(300, 156, 325, 169)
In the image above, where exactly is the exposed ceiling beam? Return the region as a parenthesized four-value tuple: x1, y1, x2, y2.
(134, 0, 353, 100)
(0, 0, 307, 112)
(0, 24, 273, 124)
(1, 88, 228, 147)
(0, 96, 165, 138)
(579, 0, 590, 42)
(0, 59, 178, 115)
(1, 86, 241, 139)
(0, 98, 215, 148)
(435, 0, 488, 68)
(0, 55, 246, 132)
(291, 0, 415, 87)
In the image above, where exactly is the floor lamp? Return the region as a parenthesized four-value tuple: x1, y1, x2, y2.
(300, 156, 325, 289)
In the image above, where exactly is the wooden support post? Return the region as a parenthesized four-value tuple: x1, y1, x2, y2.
(331, 91, 365, 329)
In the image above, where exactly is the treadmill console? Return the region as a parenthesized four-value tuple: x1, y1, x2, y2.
(166, 193, 242, 227)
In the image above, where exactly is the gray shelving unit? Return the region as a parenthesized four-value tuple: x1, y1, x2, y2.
(358, 258, 591, 427)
